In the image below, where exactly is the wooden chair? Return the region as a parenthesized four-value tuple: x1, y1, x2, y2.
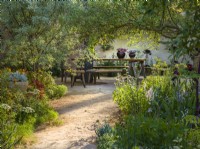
(67, 59, 86, 88)
(70, 69, 86, 88)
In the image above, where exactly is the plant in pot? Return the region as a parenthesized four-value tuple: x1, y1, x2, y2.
(101, 44, 114, 51)
(143, 49, 152, 55)
(117, 48, 127, 59)
(128, 50, 136, 58)
(143, 49, 152, 67)
(9, 71, 28, 91)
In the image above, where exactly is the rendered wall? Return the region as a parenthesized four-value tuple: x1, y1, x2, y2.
(95, 39, 172, 64)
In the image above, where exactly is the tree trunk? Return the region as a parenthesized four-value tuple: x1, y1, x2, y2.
(194, 54, 200, 72)
(194, 55, 200, 116)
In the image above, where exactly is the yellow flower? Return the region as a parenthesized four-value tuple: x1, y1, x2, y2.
(6, 68, 11, 72)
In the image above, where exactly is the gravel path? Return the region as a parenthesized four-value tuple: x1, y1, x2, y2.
(29, 77, 118, 149)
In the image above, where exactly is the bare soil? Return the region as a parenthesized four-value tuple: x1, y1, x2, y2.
(28, 77, 119, 149)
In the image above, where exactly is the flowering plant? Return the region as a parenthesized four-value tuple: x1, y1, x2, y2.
(117, 48, 127, 53)
(173, 67, 180, 75)
(9, 71, 27, 82)
(127, 50, 136, 53)
(143, 49, 152, 55)
(187, 63, 193, 71)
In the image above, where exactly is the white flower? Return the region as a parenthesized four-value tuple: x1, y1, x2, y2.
(128, 50, 136, 53)
(22, 107, 35, 113)
(0, 104, 11, 111)
(147, 108, 152, 113)
(146, 87, 154, 99)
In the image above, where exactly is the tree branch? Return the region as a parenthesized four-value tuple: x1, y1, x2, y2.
(167, 6, 180, 30)
(7, 6, 20, 26)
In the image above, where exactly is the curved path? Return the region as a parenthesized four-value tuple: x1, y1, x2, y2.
(29, 77, 118, 149)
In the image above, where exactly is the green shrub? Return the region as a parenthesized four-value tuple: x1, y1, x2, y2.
(115, 116, 187, 149)
(47, 85, 67, 99)
(51, 64, 62, 77)
(96, 116, 190, 149)
(143, 76, 196, 120)
(97, 133, 117, 149)
(0, 69, 10, 88)
(27, 71, 55, 90)
(142, 75, 172, 91)
(113, 78, 149, 115)
(0, 69, 60, 148)
(96, 123, 112, 138)
(39, 109, 58, 123)
(97, 116, 200, 149)
(15, 106, 35, 124)
(183, 115, 200, 148)
(0, 104, 22, 149)
(34, 101, 58, 125)
(13, 92, 58, 126)
(28, 71, 67, 99)
(16, 117, 36, 138)
(107, 75, 198, 149)
(186, 129, 200, 148)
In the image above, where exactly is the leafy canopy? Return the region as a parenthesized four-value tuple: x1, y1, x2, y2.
(1, 0, 199, 70)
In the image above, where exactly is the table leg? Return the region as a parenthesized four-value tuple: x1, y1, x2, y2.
(130, 62, 136, 77)
(71, 75, 75, 87)
(64, 72, 67, 83)
(128, 62, 132, 76)
(141, 61, 146, 78)
(81, 73, 86, 88)
(61, 69, 64, 82)
(88, 73, 91, 83)
(94, 73, 97, 84)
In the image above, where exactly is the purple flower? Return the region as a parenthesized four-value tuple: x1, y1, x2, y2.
(127, 50, 136, 54)
(173, 68, 179, 75)
(117, 48, 127, 53)
(187, 64, 193, 71)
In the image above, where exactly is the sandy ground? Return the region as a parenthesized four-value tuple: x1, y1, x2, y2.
(28, 77, 119, 149)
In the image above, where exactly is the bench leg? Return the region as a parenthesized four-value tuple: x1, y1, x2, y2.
(64, 72, 67, 83)
(88, 73, 91, 83)
(81, 73, 86, 88)
(71, 75, 75, 87)
(94, 73, 97, 84)
(141, 61, 146, 78)
(61, 69, 64, 82)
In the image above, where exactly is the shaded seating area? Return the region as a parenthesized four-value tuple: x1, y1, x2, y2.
(61, 58, 146, 86)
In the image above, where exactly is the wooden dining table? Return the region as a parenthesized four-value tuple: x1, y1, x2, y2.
(61, 58, 146, 85)
(87, 58, 146, 84)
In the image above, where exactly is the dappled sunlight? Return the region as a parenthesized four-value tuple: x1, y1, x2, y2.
(53, 94, 112, 115)
(1, 0, 199, 148)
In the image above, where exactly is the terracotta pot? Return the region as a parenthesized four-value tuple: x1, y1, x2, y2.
(117, 52, 125, 59)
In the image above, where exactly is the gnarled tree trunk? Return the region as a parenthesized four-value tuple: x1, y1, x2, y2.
(194, 54, 200, 116)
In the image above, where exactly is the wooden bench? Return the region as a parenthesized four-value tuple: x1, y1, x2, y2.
(87, 69, 124, 84)
(93, 66, 129, 69)
(92, 66, 128, 79)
